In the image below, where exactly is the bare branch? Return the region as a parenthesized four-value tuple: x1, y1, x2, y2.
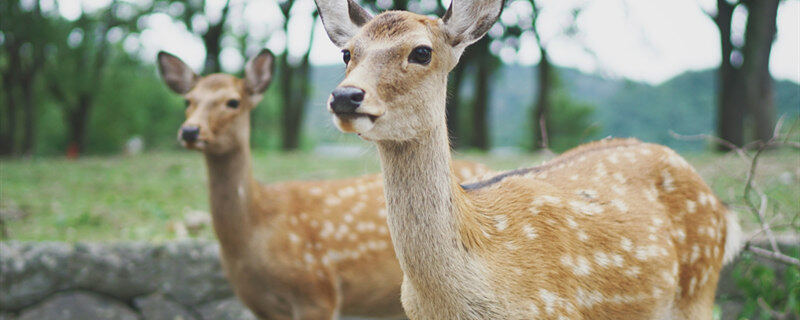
(746, 244, 800, 267)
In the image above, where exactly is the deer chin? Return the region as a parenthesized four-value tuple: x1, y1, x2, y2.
(332, 112, 380, 135)
(180, 139, 207, 151)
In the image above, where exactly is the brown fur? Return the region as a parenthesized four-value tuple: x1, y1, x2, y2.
(158, 51, 491, 319)
(316, 5, 741, 319)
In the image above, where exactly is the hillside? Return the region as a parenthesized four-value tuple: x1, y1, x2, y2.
(303, 64, 799, 151)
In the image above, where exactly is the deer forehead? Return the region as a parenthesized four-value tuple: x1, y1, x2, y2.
(359, 11, 438, 41)
(187, 74, 244, 100)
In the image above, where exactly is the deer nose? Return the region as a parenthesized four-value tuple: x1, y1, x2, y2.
(330, 86, 364, 114)
(181, 126, 200, 143)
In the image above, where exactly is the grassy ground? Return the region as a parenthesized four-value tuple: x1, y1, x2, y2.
(1, 149, 798, 242)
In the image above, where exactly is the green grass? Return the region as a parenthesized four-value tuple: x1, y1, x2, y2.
(1, 149, 798, 242)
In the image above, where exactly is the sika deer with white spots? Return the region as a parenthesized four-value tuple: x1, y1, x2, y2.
(315, 0, 743, 318)
(157, 50, 491, 319)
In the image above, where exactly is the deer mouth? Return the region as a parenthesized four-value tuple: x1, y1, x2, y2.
(334, 112, 380, 122)
(180, 139, 207, 151)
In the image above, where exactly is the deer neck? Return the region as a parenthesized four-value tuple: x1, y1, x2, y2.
(203, 134, 257, 257)
(376, 114, 492, 309)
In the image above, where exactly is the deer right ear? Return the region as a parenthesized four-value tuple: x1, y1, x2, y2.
(315, 0, 373, 47)
(442, 0, 504, 52)
(157, 51, 198, 94)
(245, 49, 275, 95)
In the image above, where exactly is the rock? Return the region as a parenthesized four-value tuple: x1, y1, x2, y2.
(0, 312, 16, 320)
(197, 298, 257, 320)
(1, 241, 234, 311)
(134, 293, 197, 320)
(16, 291, 138, 320)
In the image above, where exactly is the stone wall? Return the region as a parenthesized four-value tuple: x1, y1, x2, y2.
(0, 239, 796, 319)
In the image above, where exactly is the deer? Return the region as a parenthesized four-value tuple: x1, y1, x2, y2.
(315, 0, 744, 319)
(156, 49, 492, 319)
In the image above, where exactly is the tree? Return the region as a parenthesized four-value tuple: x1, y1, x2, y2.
(44, 1, 141, 155)
(0, 1, 48, 156)
(277, 0, 318, 150)
(707, 0, 781, 149)
(740, 0, 779, 143)
(468, 37, 497, 151)
(711, 0, 747, 149)
(529, 0, 551, 150)
(156, 0, 232, 74)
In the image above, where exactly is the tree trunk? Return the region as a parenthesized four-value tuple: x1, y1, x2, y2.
(1, 82, 18, 156)
(532, 48, 552, 150)
(0, 47, 19, 156)
(202, 0, 230, 74)
(470, 38, 491, 151)
(67, 94, 92, 155)
(741, 0, 778, 142)
(714, 0, 746, 150)
(21, 79, 36, 155)
(446, 62, 466, 148)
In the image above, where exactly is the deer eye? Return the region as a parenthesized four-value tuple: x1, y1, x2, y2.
(342, 49, 351, 64)
(184, 99, 191, 108)
(408, 46, 432, 65)
(226, 99, 240, 109)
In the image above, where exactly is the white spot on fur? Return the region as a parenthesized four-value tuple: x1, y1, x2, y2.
(612, 254, 624, 267)
(624, 266, 641, 277)
(325, 196, 341, 206)
(594, 163, 607, 181)
(344, 214, 353, 223)
(594, 252, 610, 267)
(612, 172, 626, 183)
(539, 289, 559, 315)
(690, 245, 701, 263)
(522, 224, 537, 239)
(607, 154, 620, 164)
(661, 169, 676, 192)
(620, 237, 633, 251)
(578, 231, 589, 242)
(644, 185, 658, 202)
(562, 255, 592, 275)
(304, 252, 315, 264)
(569, 174, 579, 181)
(611, 199, 629, 212)
(309, 187, 322, 195)
(569, 200, 604, 216)
(674, 229, 686, 243)
(576, 288, 604, 307)
(288, 233, 300, 244)
(493, 215, 508, 231)
(686, 200, 697, 213)
(611, 185, 626, 195)
(565, 217, 579, 228)
(688, 277, 697, 296)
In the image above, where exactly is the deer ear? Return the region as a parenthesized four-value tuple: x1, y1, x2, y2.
(245, 49, 275, 95)
(316, 0, 373, 47)
(441, 0, 504, 50)
(157, 51, 198, 94)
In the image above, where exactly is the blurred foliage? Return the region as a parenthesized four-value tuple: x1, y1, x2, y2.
(0, 0, 797, 157)
(731, 251, 800, 319)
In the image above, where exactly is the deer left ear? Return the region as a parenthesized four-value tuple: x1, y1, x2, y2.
(316, 0, 373, 47)
(245, 49, 274, 95)
(442, 0, 504, 51)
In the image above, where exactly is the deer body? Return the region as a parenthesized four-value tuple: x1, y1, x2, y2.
(315, 2, 742, 319)
(157, 50, 491, 319)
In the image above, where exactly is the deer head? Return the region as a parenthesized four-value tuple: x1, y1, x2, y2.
(157, 50, 274, 154)
(316, 0, 503, 142)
